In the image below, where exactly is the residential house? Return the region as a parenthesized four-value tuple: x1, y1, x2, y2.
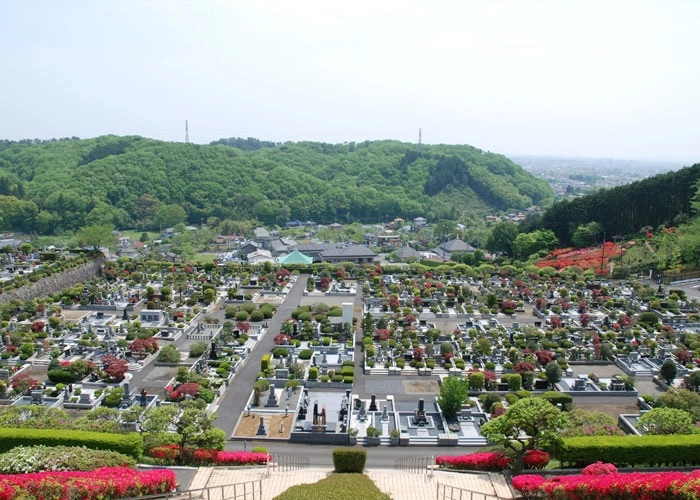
(293, 242, 335, 261)
(432, 238, 476, 261)
(413, 217, 427, 229)
(246, 249, 275, 265)
(319, 244, 377, 265)
(393, 246, 422, 262)
(240, 241, 259, 256)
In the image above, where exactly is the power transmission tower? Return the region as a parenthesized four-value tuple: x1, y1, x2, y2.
(185, 120, 190, 143)
(418, 128, 422, 156)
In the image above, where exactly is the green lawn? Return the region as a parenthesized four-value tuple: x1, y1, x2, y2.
(192, 253, 217, 264)
(273, 474, 391, 500)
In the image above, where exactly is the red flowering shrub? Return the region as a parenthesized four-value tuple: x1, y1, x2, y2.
(512, 474, 546, 495)
(31, 320, 45, 332)
(536, 243, 620, 274)
(101, 355, 129, 382)
(273, 334, 291, 345)
(11, 373, 39, 393)
(215, 451, 268, 466)
(535, 470, 700, 499)
(676, 350, 693, 364)
(523, 450, 550, 470)
(130, 337, 159, 357)
(491, 405, 506, 417)
(535, 350, 554, 366)
(514, 362, 537, 374)
(177, 382, 200, 397)
(0, 467, 176, 499)
(582, 461, 618, 475)
(436, 452, 511, 471)
(149, 445, 267, 467)
(376, 329, 392, 341)
(501, 300, 517, 313)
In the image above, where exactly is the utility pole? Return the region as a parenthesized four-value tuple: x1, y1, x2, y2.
(185, 120, 190, 143)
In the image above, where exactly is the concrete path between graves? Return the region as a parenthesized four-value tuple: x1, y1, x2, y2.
(187, 465, 514, 499)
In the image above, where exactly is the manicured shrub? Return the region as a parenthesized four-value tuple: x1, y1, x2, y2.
(514, 470, 700, 499)
(272, 347, 290, 358)
(333, 448, 367, 473)
(261, 354, 271, 372)
(308, 366, 319, 380)
(522, 450, 550, 470)
(559, 434, 700, 467)
(0, 467, 176, 499)
(157, 344, 181, 363)
(540, 391, 573, 409)
(298, 349, 313, 360)
(436, 452, 511, 471)
(189, 341, 208, 358)
(0, 428, 143, 459)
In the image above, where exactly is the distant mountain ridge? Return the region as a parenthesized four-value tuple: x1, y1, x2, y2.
(0, 135, 553, 233)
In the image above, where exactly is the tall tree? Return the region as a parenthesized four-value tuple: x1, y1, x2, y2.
(74, 224, 115, 250)
(486, 221, 519, 256)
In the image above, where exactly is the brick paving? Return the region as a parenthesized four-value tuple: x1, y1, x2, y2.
(187, 466, 514, 499)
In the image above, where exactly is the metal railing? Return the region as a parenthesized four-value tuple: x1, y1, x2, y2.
(270, 453, 310, 472)
(395, 455, 435, 475)
(435, 482, 502, 500)
(119, 479, 263, 500)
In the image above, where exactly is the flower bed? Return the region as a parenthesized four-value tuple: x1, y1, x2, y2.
(149, 445, 268, 466)
(436, 452, 511, 471)
(0, 466, 176, 500)
(512, 467, 700, 499)
(536, 242, 621, 273)
(522, 450, 551, 470)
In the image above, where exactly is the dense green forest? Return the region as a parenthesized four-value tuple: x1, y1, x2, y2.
(0, 136, 552, 234)
(530, 163, 700, 246)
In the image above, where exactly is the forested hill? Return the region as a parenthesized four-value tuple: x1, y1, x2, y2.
(0, 135, 552, 234)
(534, 163, 700, 246)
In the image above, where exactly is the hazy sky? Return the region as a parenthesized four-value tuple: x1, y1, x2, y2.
(1, 0, 699, 162)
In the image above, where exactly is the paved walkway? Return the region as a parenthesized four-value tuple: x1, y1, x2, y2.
(188, 466, 514, 499)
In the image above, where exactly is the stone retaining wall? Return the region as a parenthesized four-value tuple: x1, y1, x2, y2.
(0, 257, 104, 306)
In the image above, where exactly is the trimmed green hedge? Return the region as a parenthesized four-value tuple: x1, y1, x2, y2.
(261, 353, 271, 371)
(0, 428, 143, 459)
(540, 391, 573, 407)
(333, 448, 367, 473)
(559, 434, 700, 467)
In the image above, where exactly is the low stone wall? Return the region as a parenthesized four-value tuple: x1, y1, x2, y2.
(290, 431, 350, 445)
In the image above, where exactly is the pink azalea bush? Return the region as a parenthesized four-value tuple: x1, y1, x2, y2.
(0, 466, 176, 499)
(582, 461, 618, 475)
(511, 474, 546, 497)
(436, 452, 511, 471)
(522, 450, 551, 470)
(149, 445, 268, 466)
(512, 469, 700, 499)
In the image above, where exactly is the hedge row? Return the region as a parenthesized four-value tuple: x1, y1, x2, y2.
(333, 448, 366, 473)
(0, 428, 143, 459)
(559, 434, 700, 467)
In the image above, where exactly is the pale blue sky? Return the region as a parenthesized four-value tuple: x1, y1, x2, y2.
(1, 0, 698, 162)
